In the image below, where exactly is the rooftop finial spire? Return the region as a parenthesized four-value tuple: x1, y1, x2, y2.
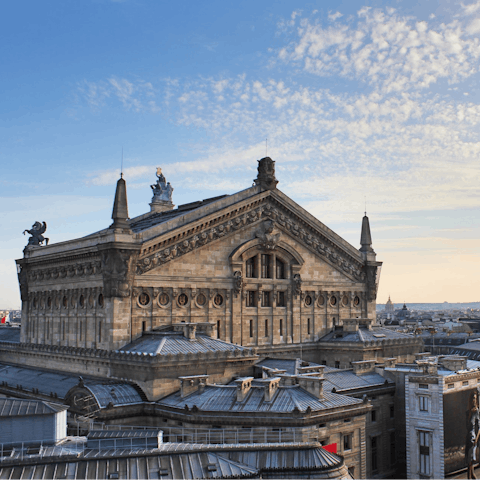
(110, 172, 130, 231)
(121, 147, 124, 178)
(359, 211, 374, 254)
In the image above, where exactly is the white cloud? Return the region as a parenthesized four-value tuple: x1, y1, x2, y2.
(276, 7, 480, 93)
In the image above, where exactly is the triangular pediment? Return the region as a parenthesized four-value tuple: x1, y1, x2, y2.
(135, 189, 365, 282)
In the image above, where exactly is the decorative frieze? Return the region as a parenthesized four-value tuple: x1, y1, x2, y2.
(135, 198, 365, 282)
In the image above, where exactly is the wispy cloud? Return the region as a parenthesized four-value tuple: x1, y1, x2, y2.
(77, 4, 480, 224)
(276, 6, 480, 94)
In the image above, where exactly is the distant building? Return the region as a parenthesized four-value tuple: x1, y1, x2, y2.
(385, 296, 394, 313)
(384, 355, 480, 479)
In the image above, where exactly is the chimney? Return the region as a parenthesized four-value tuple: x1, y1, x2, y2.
(343, 318, 359, 333)
(179, 375, 209, 398)
(297, 365, 325, 377)
(110, 175, 131, 231)
(297, 375, 324, 399)
(352, 360, 376, 375)
(186, 324, 196, 340)
(384, 358, 397, 368)
(416, 360, 438, 375)
(235, 377, 253, 402)
(258, 377, 281, 402)
(439, 356, 468, 372)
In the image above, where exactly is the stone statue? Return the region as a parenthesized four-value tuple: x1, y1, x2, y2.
(23, 221, 49, 246)
(151, 167, 173, 203)
(293, 273, 302, 296)
(254, 157, 278, 190)
(466, 387, 480, 478)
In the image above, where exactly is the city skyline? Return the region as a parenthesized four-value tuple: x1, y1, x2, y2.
(2, 0, 480, 308)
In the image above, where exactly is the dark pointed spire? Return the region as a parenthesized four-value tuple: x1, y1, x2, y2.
(359, 214, 374, 254)
(110, 174, 130, 230)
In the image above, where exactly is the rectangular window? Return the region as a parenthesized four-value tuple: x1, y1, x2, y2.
(246, 257, 255, 278)
(217, 320, 220, 339)
(279, 319, 283, 336)
(307, 318, 311, 335)
(463, 380, 469, 386)
(142, 321, 146, 332)
(371, 410, 377, 422)
(343, 434, 352, 451)
(249, 320, 253, 338)
(246, 291, 255, 307)
(261, 254, 271, 278)
(371, 436, 378, 472)
(276, 259, 284, 279)
(448, 383, 454, 389)
(277, 291, 286, 307)
(261, 291, 271, 307)
(335, 361, 340, 369)
(419, 396, 429, 412)
(390, 432, 396, 466)
(419, 431, 430, 476)
(98, 321, 102, 343)
(264, 319, 268, 337)
(419, 384, 429, 389)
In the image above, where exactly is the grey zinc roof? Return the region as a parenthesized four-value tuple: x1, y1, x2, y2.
(120, 332, 246, 355)
(224, 445, 343, 471)
(0, 451, 258, 479)
(257, 358, 338, 375)
(0, 398, 67, 416)
(0, 364, 142, 404)
(323, 370, 392, 393)
(129, 195, 228, 233)
(0, 327, 20, 343)
(88, 430, 161, 439)
(319, 326, 412, 343)
(86, 383, 143, 408)
(0, 443, 346, 479)
(159, 384, 362, 413)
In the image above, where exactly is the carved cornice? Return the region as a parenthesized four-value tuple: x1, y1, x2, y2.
(28, 260, 102, 283)
(136, 196, 365, 281)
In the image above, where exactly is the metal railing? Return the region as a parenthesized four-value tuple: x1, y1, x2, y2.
(0, 424, 321, 462)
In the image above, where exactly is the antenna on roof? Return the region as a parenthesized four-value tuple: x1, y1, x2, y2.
(121, 147, 124, 178)
(266, 138, 268, 156)
(364, 195, 367, 216)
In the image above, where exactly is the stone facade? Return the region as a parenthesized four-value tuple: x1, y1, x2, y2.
(16, 158, 381, 354)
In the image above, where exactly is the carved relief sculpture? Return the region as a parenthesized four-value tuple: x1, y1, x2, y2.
(101, 249, 137, 298)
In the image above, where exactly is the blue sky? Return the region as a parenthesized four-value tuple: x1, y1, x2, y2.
(2, 0, 480, 308)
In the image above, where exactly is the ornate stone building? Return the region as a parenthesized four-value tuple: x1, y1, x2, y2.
(16, 158, 381, 354)
(17, 157, 381, 356)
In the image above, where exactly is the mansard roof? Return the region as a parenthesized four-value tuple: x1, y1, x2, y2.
(0, 363, 142, 404)
(319, 325, 414, 344)
(120, 331, 248, 356)
(158, 383, 362, 413)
